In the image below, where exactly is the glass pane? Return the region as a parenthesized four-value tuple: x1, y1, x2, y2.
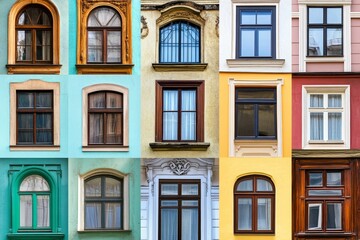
(181, 112, 196, 141)
(161, 200, 178, 207)
(309, 8, 324, 24)
(163, 90, 178, 111)
(85, 177, 101, 197)
(327, 172, 341, 186)
(105, 203, 122, 229)
(106, 92, 122, 108)
(27, 7, 41, 24)
(163, 112, 178, 140)
(87, 31, 103, 62)
(308, 190, 342, 196)
(106, 113, 122, 144)
(88, 7, 120, 27)
(257, 11, 272, 24)
(36, 30, 51, 61)
(36, 113, 53, 144)
(161, 209, 178, 240)
(328, 94, 342, 108)
(182, 184, 198, 195)
(180, 23, 200, 63)
(237, 89, 275, 99)
(85, 203, 101, 229)
(37, 195, 50, 227)
(182, 200, 198, 207)
(236, 104, 255, 137)
(327, 28, 342, 56)
(160, 23, 179, 63)
(257, 179, 273, 191)
(38, 11, 51, 25)
(328, 113, 342, 141)
(89, 92, 105, 108)
(17, 30, 32, 61)
(237, 179, 253, 191)
(240, 29, 255, 57)
(181, 91, 196, 111)
(107, 31, 121, 62)
(18, 113, 34, 144)
(310, 94, 323, 108)
(238, 198, 252, 230)
(308, 204, 322, 230)
(36, 92, 52, 108)
(258, 104, 276, 137)
(309, 173, 323, 186)
(108, 14, 121, 27)
(20, 175, 50, 191)
(161, 184, 178, 195)
(327, 8, 342, 24)
(310, 113, 323, 140)
(18, 92, 34, 108)
(20, 195, 32, 227)
(257, 198, 271, 230)
(241, 11, 256, 24)
(327, 203, 342, 230)
(105, 177, 121, 197)
(258, 29, 271, 57)
(89, 114, 104, 144)
(308, 28, 324, 56)
(182, 208, 199, 240)
(18, 13, 26, 25)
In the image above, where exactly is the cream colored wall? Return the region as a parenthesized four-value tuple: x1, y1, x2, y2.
(141, 8, 219, 158)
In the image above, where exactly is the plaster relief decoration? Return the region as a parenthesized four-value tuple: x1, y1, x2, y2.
(215, 16, 219, 37)
(169, 158, 191, 175)
(141, 16, 149, 39)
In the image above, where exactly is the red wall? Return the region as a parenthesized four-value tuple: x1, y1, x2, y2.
(292, 75, 360, 149)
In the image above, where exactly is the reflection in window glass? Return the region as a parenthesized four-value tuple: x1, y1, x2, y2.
(238, 198, 252, 230)
(327, 203, 342, 230)
(309, 173, 322, 186)
(327, 172, 341, 186)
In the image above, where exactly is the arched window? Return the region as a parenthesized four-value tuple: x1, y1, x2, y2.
(159, 21, 200, 63)
(234, 175, 275, 233)
(84, 175, 123, 229)
(87, 7, 122, 63)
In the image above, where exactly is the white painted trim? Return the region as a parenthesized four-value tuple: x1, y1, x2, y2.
(351, 12, 360, 18)
(299, 5, 306, 72)
(305, 57, 344, 63)
(292, 12, 300, 18)
(298, 0, 351, 5)
(228, 78, 284, 157)
(344, 5, 351, 71)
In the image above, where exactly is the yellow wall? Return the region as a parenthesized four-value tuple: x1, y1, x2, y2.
(219, 73, 292, 239)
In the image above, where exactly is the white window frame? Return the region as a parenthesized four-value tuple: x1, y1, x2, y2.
(302, 85, 350, 149)
(308, 203, 322, 230)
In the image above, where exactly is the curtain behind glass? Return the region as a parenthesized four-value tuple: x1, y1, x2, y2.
(257, 198, 271, 230)
(161, 208, 178, 240)
(85, 203, 101, 229)
(181, 90, 196, 140)
(238, 198, 252, 230)
(310, 113, 323, 140)
(37, 195, 50, 227)
(327, 203, 341, 230)
(163, 90, 178, 140)
(20, 195, 32, 227)
(182, 208, 198, 240)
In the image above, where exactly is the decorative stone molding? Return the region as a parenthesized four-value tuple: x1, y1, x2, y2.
(156, 9, 205, 26)
(215, 16, 219, 37)
(141, 16, 149, 39)
(168, 159, 191, 175)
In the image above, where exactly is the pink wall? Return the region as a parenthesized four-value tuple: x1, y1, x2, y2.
(352, 0, 360, 11)
(306, 62, 344, 72)
(292, 19, 299, 72)
(292, 75, 360, 149)
(292, 0, 299, 12)
(352, 19, 360, 71)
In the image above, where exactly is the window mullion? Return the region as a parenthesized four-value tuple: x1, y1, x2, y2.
(255, 104, 259, 138)
(324, 94, 329, 141)
(178, 89, 182, 141)
(33, 193, 37, 229)
(178, 23, 182, 62)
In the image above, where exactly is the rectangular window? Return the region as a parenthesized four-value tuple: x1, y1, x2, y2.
(235, 88, 277, 139)
(307, 7, 343, 56)
(236, 6, 276, 58)
(155, 81, 204, 142)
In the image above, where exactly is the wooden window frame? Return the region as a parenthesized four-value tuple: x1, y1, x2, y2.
(158, 179, 201, 240)
(234, 175, 275, 234)
(155, 81, 204, 142)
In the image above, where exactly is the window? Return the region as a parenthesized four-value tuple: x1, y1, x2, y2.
(155, 81, 204, 142)
(307, 7, 342, 56)
(235, 88, 277, 139)
(8, 0, 60, 74)
(234, 175, 275, 233)
(159, 180, 200, 240)
(87, 7, 121, 63)
(84, 175, 123, 230)
(159, 21, 200, 63)
(16, 91, 53, 145)
(236, 7, 276, 58)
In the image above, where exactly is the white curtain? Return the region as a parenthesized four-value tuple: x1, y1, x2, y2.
(161, 208, 178, 240)
(89, 114, 103, 144)
(257, 179, 273, 191)
(310, 113, 323, 140)
(105, 203, 121, 228)
(237, 179, 253, 191)
(238, 198, 252, 230)
(328, 113, 341, 140)
(20, 195, 32, 227)
(310, 94, 323, 107)
(327, 203, 341, 230)
(182, 208, 198, 240)
(36, 113, 52, 144)
(163, 91, 178, 140)
(181, 90, 196, 141)
(85, 203, 101, 229)
(327, 172, 341, 186)
(257, 198, 271, 230)
(37, 195, 50, 227)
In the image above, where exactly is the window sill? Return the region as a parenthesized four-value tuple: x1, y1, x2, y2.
(8, 233, 64, 239)
(305, 57, 344, 63)
(78, 229, 132, 233)
(82, 146, 129, 152)
(6, 64, 62, 74)
(295, 232, 353, 237)
(293, 149, 360, 158)
(226, 59, 285, 68)
(149, 142, 210, 151)
(233, 139, 278, 157)
(152, 63, 208, 72)
(76, 64, 134, 74)
(10, 145, 60, 151)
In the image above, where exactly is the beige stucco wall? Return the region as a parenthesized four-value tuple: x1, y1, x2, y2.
(140, 4, 219, 158)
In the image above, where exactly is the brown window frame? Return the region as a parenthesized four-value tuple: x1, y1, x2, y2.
(234, 175, 275, 234)
(159, 179, 201, 240)
(155, 81, 204, 142)
(16, 90, 54, 145)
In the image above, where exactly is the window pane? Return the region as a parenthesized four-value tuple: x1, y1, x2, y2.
(237, 179, 253, 191)
(20, 195, 32, 227)
(241, 11, 256, 24)
(38, 11, 51, 25)
(88, 31, 103, 62)
(27, 7, 41, 24)
(327, 203, 342, 230)
(106, 113, 122, 144)
(180, 23, 200, 63)
(181, 90, 196, 111)
(160, 23, 179, 63)
(89, 92, 105, 108)
(20, 175, 50, 192)
(106, 92, 122, 108)
(327, 172, 341, 186)
(328, 94, 342, 108)
(236, 104, 255, 137)
(257, 179, 273, 191)
(238, 198, 252, 230)
(309, 173, 323, 186)
(18, 113, 34, 144)
(107, 31, 121, 63)
(310, 94, 323, 108)
(257, 198, 271, 230)
(89, 114, 104, 144)
(308, 190, 342, 196)
(161, 209, 178, 240)
(308, 28, 324, 56)
(161, 200, 178, 207)
(85, 177, 101, 197)
(163, 90, 178, 111)
(309, 8, 324, 24)
(182, 184, 198, 195)
(85, 203, 101, 229)
(258, 29, 271, 57)
(327, 28, 342, 56)
(182, 200, 198, 207)
(36, 113, 53, 144)
(181, 112, 196, 141)
(308, 204, 322, 230)
(257, 11, 272, 24)
(18, 92, 34, 108)
(182, 208, 198, 240)
(36, 92, 52, 108)
(327, 8, 342, 24)
(328, 113, 342, 141)
(237, 89, 275, 100)
(310, 113, 323, 140)
(105, 177, 121, 197)
(163, 112, 178, 140)
(258, 104, 276, 137)
(161, 184, 178, 195)
(240, 29, 255, 57)
(37, 195, 50, 227)
(17, 30, 32, 61)
(105, 203, 122, 229)
(36, 30, 51, 61)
